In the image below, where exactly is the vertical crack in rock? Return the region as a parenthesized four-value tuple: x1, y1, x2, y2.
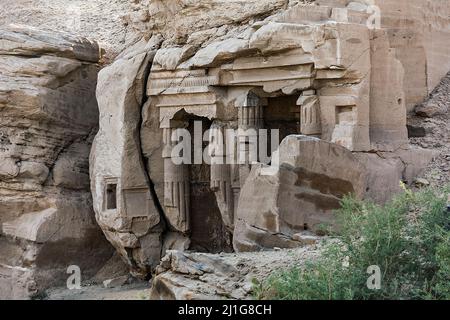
(135, 52, 170, 257)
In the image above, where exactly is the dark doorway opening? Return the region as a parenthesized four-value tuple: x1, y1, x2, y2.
(185, 116, 233, 253)
(265, 95, 300, 142)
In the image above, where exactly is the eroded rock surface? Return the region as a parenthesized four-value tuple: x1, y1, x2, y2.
(234, 136, 366, 251)
(409, 71, 450, 187)
(0, 0, 134, 61)
(90, 36, 165, 277)
(0, 25, 113, 299)
(150, 247, 321, 300)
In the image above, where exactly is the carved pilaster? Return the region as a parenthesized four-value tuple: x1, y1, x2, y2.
(208, 123, 234, 230)
(211, 163, 234, 230)
(237, 92, 264, 166)
(236, 92, 266, 194)
(238, 92, 264, 130)
(162, 125, 190, 233)
(297, 90, 322, 136)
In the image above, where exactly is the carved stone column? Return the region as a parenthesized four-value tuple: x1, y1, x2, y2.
(162, 124, 190, 233)
(237, 92, 264, 187)
(297, 90, 322, 136)
(211, 163, 234, 230)
(238, 92, 264, 130)
(210, 123, 234, 230)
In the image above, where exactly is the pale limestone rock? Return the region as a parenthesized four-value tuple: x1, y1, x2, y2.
(249, 22, 323, 54)
(292, 233, 322, 245)
(371, 0, 450, 111)
(186, 38, 251, 68)
(0, 24, 100, 62)
(127, 0, 289, 46)
(162, 232, 191, 253)
(103, 275, 129, 289)
(0, 1, 132, 61)
(382, 148, 438, 185)
(2, 208, 59, 243)
(153, 46, 196, 70)
(369, 29, 408, 151)
(353, 153, 404, 204)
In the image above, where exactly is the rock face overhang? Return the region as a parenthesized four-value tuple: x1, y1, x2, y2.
(91, 1, 442, 275)
(0, 25, 113, 299)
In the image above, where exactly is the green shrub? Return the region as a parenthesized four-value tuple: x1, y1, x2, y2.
(433, 232, 450, 299)
(255, 185, 450, 300)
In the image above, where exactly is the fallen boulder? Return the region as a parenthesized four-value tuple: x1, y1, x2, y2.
(233, 136, 366, 252)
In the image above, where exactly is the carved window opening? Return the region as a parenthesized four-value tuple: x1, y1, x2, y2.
(332, 105, 357, 150)
(106, 183, 118, 210)
(336, 105, 356, 125)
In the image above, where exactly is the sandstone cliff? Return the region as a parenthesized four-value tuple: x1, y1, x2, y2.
(0, 0, 449, 300)
(0, 25, 113, 299)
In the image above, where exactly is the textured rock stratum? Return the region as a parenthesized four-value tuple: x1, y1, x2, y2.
(0, 25, 113, 299)
(0, 0, 133, 61)
(1, 0, 450, 300)
(234, 136, 366, 251)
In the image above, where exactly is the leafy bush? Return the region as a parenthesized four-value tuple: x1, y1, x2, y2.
(433, 232, 450, 299)
(255, 185, 450, 300)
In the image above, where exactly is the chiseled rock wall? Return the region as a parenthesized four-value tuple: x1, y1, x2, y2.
(317, 0, 450, 111)
(126, 0, 450, 111)
(373, 0, 450, 111)
(0, 25, 113, 299)
(91, 0, 447, 272)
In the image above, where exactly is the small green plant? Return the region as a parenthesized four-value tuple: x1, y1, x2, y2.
(31, 290, 49, 300)
(255, 185, 450, 300)
(137, 291, 150, 300)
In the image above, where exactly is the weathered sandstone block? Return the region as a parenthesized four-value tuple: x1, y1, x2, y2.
(90, 36, 166, 276)
(233, 136, 366, 252)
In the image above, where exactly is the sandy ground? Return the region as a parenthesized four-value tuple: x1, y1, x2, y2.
(44, 245, 322, 300)
(45, 281, 151, 300)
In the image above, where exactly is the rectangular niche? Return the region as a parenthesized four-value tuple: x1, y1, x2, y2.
(103, 178, 119, 212)
(335, 105, 356, 125)
(332, 105, 357, 150)
(123, 188, 152, 218)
